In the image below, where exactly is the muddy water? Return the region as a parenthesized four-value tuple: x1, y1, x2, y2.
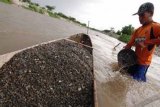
(0, 3, 86, 55)
(1, 2, 160, 107)
(90, 33, 160, 107)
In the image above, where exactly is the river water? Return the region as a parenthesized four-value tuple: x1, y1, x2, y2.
(0, 2, 87, 55)
(1, 2, 160, 107)
(90, 32, 160, 107)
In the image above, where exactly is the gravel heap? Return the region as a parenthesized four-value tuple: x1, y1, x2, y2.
(0, 39, 94, 107)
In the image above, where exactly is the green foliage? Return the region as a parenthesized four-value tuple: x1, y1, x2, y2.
(28, 4, 39, 12)
(103, 30, 110, 33)
(21, 0, 31, 3)
(91, 28, 97, 31)
(34, 3, 39, 6)
(121, 25, 134, 35)
(22, 2, 87, 28)
(118, 34, 131, 43)
(47, 11, 54, 16)
(22, 1, 58, 17)
(80, 23, 87, 27)
(42, 7, 45, 10)
(29, 2, 34, 5)
(57, 12, 68, 19)
(68, 16, 76, 21)
(0, 0, 11, 4)
(71, 19, 86, 27)
(21, 5, 30, 10)
(39, 8, 45, 14)
(116, 25, 134, 43)
(46, 5, 55, 11)
(56, 13, 86, 26)
(47, 11, 58, 18)
(27, 4, 46, 15)
(116, 30, 122, 35)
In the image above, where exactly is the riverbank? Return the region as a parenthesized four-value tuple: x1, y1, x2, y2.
(1, 0, 101, 31)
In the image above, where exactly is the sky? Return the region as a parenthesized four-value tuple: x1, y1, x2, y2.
(31, 0, 160, 31)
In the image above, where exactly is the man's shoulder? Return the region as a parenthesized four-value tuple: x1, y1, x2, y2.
(133, 22, 160, 35)
(135, 24, 145, 31)
(134, 26, 142, 33)
(152, 22, 160, 33)
(135, 27, 142, 31)
(135, 22, 160, 31)
(152, 22, 160, 27)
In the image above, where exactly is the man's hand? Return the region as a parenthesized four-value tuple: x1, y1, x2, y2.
(123, 45, 131, 49)
(138, 42, 146, 48)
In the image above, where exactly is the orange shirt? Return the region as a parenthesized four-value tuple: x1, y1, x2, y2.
(126, 21, 160, 65)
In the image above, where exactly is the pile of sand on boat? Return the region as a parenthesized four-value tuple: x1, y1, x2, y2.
(0, 34, 94, 107)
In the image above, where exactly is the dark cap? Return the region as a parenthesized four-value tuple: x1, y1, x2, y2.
(133, 2, 154, 15)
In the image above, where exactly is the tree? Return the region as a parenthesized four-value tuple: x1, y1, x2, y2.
(121, 25, 134, 35)
(57, 12, 68, 19)
(21, 0, 31, 3)
(116, 30, 122, 35)
(117, 25, 134, 43)
(68, 16, 76, 21)
(118, 34, 131, 43)
(46, 5, 55, 11)
(42, 7, 46, 10)
(34, 3, 39, 6)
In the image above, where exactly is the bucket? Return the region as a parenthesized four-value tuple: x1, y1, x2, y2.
(117, 49, 137, 68)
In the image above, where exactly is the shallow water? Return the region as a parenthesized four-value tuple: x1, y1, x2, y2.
(90, 33, 160, 107)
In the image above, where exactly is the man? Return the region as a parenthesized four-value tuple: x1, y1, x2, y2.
(124, 2, 160, 82)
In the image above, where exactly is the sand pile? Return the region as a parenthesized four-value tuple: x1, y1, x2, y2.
(0, 39, 94, 107)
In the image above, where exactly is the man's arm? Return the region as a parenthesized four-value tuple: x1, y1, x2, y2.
(144, 24, 160, 45)
(124, 31, 136, 49)
(144, 39, 160, 45)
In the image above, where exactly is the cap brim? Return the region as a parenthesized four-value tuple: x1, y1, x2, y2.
(133, 11, 146, 16)
(132, 12, 138, 15)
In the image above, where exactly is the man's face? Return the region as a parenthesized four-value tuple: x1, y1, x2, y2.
(138, 12, 152, 25)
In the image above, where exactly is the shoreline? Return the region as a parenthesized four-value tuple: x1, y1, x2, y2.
(11, 0, 21, 5)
